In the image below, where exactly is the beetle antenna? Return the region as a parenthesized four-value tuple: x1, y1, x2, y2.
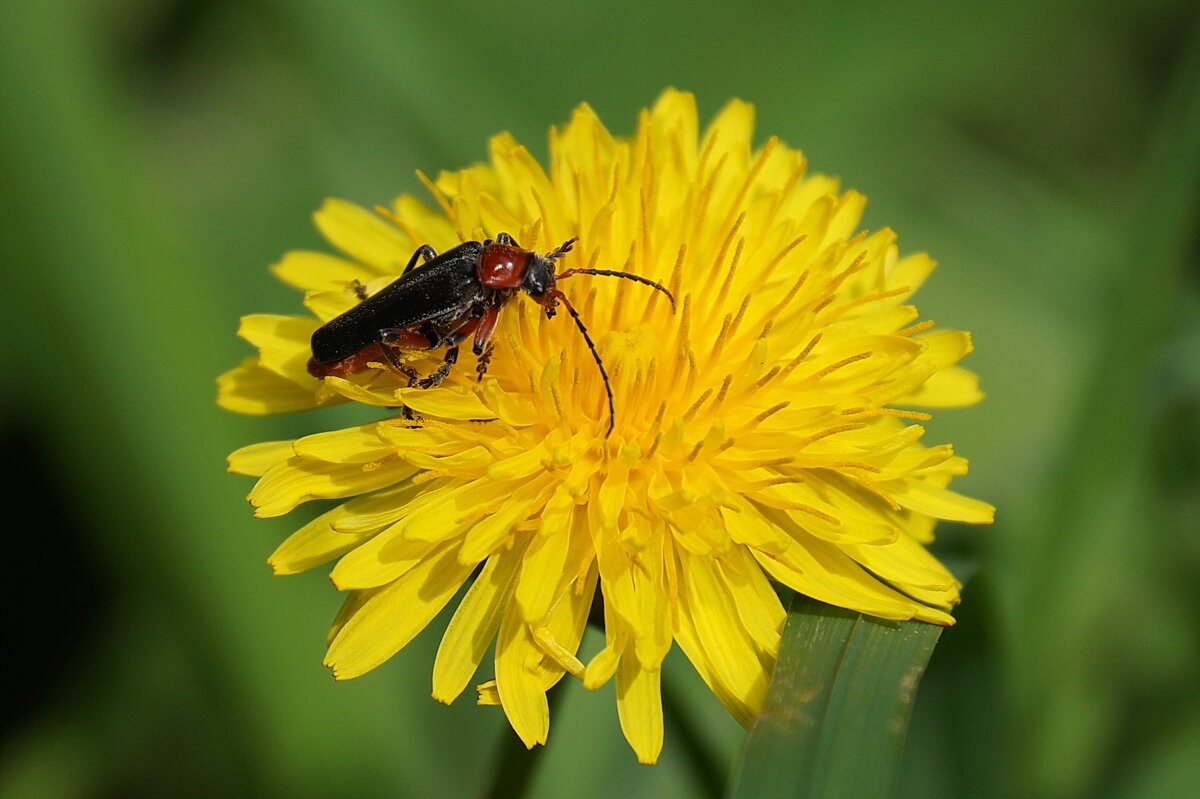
(546, 237, 577, 262)
(547, 288, 615, 437)
(555, 268, 676, 313)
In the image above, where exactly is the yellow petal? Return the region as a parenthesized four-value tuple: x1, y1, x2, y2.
(475, 679, 501, 706)
(675, 551, 770, 726)
(228, 439, 294, 476)
(395, 386, 496, 420)
(328, 522, 440, 590)
(292, 422, 390, 464)
(888, 251, 936, 295)
(269, 502, 380, 575)
(217, 357, 321, 414)
(494, 605, 549, 748)
(616, 654, 664, 765)
(331, 478, 440, 533)
(249, 457, 416, 518)
(313, 198, 413, 273)
(514, 524, 572, 622)
(324, 542, 476, 679)
(323, 376, 407, 407)
(840, 532, 961, 610)
(271, 250, 376, 292)
(716, 548, 785, 655)
(753, 532, 955, 626)
(303, 287, 359, 323)
(237, 314, 317, 380)
(889, 480, 995, 523)
(917, 330, 974, 369)
(432, 539, 528, 704)
(901, 365, 985, 407)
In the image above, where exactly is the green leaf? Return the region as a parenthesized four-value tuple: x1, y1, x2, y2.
(727, 594, 943, 798)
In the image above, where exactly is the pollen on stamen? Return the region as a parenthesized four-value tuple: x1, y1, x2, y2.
(760, 233, 810, 285)
(810, 351, 874, 381)
(844, 408, 934, 421)
(823, 286, 914, 320)
(896, 319, 936, 337)
(747, 401, 790, 427)
(797, 423, 870, 447)
(753, 365, 783, 389)
(682, 387, 715, 421)
(711, 374, 734, 410)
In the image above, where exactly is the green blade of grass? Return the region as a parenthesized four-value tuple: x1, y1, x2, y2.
(727, 594, 943, 798)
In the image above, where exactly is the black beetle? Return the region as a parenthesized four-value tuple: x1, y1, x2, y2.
(307, 233, 675, 436)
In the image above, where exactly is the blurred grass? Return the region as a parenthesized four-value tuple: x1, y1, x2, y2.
(1, 0, 1198, 797)
(729, 596, 944, 798)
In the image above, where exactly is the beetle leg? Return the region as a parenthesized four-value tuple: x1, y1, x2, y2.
(469, 304, 501, 381)
(350, 279, 369, 300)
(416, 347, 459, 389)
(472, 306, 501, 356)
(476, 343, 495, 381)
(373, 342, 420, 384)
(401, 244, 439, 276)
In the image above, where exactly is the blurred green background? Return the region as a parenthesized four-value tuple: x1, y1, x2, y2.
(2, 0, 1198, 797)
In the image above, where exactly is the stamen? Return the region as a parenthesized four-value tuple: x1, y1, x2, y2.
(549, 380, 565, 421)
(756, 456, 795, 468)
(718, 136, 777, 233)
(413, 470, 452, 485)
(524, 218, 544, 251)
(710, 213, 747, 299)
(843, 408, 932, 421)
(796, 332, 822, 363)
(715, 237, 746, 303)
(826, 460, 882, 473)
(896, 319, 935, 337)
(361, 453, 398, 472)
(669, 243, 687, 301)
(821, 287, 911, 321)
(530, 188, 554, 248)
(682, 387, 714, 421)
(768, 269, 811, 320)
(753, 366, 782, 389)
(710, 312, 733, 359)
(796, 423, 868, 447)
(742, 475, 805, 490)
(725, 294, 752, 341)
(711, 374, 733, 411)
(810, 351, 873, 380)
(749, 401, 790, 427)
(646, 430, 663, 460)
(844, 473, 902, 511)
(688, 152, 729, 246)
(810, 294, 836, 315)
(760, 233, 809, 285)
(415, 171, 459, 234)
(675, 295, 692, 365)
(791, 504, 841, 525)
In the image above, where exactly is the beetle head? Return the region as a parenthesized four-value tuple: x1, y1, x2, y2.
(522, 238, 577, 314)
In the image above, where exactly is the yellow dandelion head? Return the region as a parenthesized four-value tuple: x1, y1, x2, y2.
(219, 89, 994, 764)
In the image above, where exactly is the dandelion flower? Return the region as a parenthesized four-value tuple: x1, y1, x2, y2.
(219, 89, 994, 763)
